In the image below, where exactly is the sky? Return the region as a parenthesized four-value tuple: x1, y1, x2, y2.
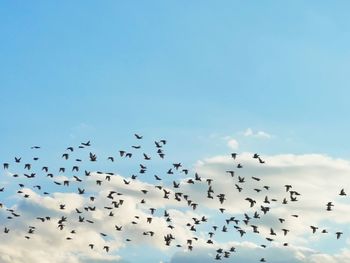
(1, 1, 350, 263)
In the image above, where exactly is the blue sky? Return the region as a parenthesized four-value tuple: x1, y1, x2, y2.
(1, 1, 350, 263)
(2, 1, 350, 159)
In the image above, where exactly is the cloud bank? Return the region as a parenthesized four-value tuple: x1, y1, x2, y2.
(1, 147, 350, 263)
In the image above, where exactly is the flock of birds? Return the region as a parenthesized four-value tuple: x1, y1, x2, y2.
(0, 134, 346, 262)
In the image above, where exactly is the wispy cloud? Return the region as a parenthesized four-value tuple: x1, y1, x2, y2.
(0, 148, 349, 263)
(227, 138, 239, 150)
(243, 128, 272, 139)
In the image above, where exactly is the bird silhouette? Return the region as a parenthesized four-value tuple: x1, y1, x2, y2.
(336, 232, 343, 239)
(135, 134, 143, 139)
(0, 137, 346, 263)
(326, 202, 334, 211)
(339, 189, 346, 196)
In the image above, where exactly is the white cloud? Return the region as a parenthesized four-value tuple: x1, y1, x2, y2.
(243, 128, 271, 139)
(243, 128, 254, 137)
(1, 149, 350, 263)
(192, 153, 350, 249)
(227, 139, 239, 150)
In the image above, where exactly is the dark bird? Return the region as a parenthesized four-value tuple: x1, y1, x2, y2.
(238, 229, 246, 237)
(270, 228, 276, 236)
(251, 225, 259, 233)
(264, 196, 270, 204)
(340, 189, 346, 196)
(285, 185, 292, 192)
(73, 176, 82, 182)
(326, 202, 334, 211)
(143, 153, 151, 160)
(282, 229, 289, 236)
(310, 226, 318, 234)
(135, 134, 143, 139)
(173, 163, 182, 170)
(66, 147, 74, 152)
(206, 179, 213, 185)
(89, 152, 97, 161)
(261, 206, 270, 214)
(154, 141, 162, 148)
(81, 140, 91, 146)
(226, 171, 235, 177)
(336, 232, 343, 239)
(154, 175, 162, 181)
(149, 208, 156, 215)
(245, 198, 256, 207)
